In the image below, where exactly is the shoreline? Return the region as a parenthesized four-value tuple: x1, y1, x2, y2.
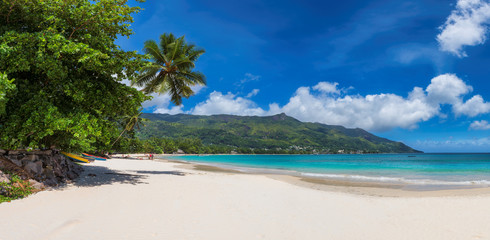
(158, 158, 490, 198)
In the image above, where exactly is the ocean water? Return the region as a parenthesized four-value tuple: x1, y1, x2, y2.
(165, 154, 490, 188)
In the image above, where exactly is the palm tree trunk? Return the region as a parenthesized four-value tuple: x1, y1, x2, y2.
(110, 128, 127, 149)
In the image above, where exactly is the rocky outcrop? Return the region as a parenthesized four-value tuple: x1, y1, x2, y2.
(0, 171, 8, 182)
(0, 149, 83, 187)
(0, 170, 11, 195)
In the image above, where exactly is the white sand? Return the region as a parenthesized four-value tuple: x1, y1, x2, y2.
(1, 159, 490, 240)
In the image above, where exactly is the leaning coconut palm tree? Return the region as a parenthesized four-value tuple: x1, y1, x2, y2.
(110, 108, 146, 148)
(134, 33, 206, 105)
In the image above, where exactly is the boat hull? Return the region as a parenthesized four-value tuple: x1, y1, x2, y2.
(62, 152, 90, 163)
(82, 153, 107, 161)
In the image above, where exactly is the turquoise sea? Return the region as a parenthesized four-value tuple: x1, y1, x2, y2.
(166, 154, 490, 189)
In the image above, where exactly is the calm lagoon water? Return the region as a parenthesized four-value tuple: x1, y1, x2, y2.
(165, 154, 490, 188)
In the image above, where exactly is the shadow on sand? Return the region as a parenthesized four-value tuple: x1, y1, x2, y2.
(133, 170, 185, 176)
(62, 165, 185, 188)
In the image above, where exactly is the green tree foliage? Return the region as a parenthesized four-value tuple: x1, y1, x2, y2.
(110, 108, 146, 148)
(0, 0, 148, 151)
(0, 73, 15, 116)
(134, 33, 206, 105)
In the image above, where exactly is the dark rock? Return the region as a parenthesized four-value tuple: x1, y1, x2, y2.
(27, 150, 52, 155)
(42, 167, 55, 180)
(67, 171, 79, 180)
(0, 149, 6, 155)
(42, 157, 53, 168)
(21, 154, 38, 162)
(1, 151, 84, 187)
(10, 159, 22, 167)
(25, 161, 43, 176)
(43, 179, 58, 186)
(8, 150, 26, 155)
(28, 179, 45, 190)
(53, 164, 63, 177)
(60, 159, 68, 169)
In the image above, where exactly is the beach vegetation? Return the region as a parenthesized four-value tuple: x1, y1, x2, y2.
(0, 172, 33, 203)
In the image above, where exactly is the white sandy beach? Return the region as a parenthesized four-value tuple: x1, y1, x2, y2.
(1, 158, 490, 240)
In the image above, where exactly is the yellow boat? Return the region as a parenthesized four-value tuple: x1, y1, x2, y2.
(61, 152, 91, 163)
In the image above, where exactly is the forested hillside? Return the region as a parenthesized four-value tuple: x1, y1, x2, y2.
(137, 113, 421, 154)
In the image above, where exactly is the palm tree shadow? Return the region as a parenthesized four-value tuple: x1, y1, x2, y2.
(66, 165, 186, 188)
(71, 165, 147, 187)
(133, 170, 185, 176)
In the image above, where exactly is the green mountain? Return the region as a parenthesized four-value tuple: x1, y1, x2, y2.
(137, 113, 421, 154)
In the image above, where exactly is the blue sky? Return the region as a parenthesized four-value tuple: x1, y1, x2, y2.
(118, 0, 490, 152)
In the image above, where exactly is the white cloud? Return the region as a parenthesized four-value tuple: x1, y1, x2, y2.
(237, 73, 261, 86)
(423, 74, 490, 117)
(188, 76, 490, 131)
(142, 93, 176, 110)
(437, 0, 490, 57)
(453, 95, 490, 116)
(246, 89, 260, 98)
(121, 79, 204, 114)
(312, 82, 340, 94)
(470, 120, 490, 129)
(191, 91, 268, 116)
(426, 74, 472, 104)
(279, 85, 438, 131)
(190, 85, 206, 95)
(154, 105, 184, 115)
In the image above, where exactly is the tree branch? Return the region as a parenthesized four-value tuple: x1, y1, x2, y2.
(68, 14, 97, 39)
(6, 0, 18, 24)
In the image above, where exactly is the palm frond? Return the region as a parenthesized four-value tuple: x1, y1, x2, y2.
(143, 71, 166, 94)
(188, 48, 205, 62)
(166, 75, 183, 105)
(169, 36, 185, 62)
(143, 40, 166, 65)
(159, 33, 176, 54)
(173, 57, 195, 69)
(181, 71, 206, 85)
(134, 66, 160, 87)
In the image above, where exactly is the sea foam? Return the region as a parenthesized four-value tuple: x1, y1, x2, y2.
(301, 172, 490, 186)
